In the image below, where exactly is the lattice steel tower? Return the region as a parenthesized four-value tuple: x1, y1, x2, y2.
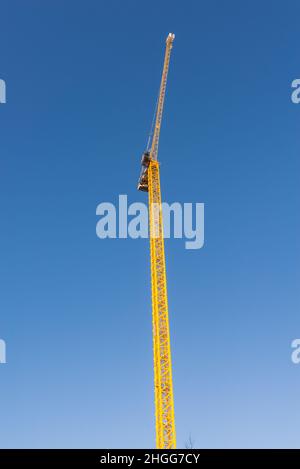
(137, 33, 176, 449)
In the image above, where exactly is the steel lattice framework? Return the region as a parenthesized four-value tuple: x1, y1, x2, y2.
(149, 160, 176, 449)
(137, 33, 176, 449)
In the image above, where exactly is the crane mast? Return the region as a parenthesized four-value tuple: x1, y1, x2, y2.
(137, 33, 176, 449)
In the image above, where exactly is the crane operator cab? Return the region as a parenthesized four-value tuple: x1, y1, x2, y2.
(137, 151, 151, 192)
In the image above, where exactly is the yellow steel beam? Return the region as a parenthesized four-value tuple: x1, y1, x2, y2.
(148, 32, 176, 450)
(149, 159, 176, 449)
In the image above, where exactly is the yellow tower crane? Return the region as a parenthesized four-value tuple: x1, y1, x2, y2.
(137, 33, 176, 449)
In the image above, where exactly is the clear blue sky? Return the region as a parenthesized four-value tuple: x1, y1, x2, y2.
(0, 0, 299, 449)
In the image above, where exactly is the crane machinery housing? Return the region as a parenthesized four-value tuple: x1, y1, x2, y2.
(137, 33, 176, 449)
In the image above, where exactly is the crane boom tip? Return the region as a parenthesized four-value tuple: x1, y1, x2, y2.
(166, 33, 175, 43)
